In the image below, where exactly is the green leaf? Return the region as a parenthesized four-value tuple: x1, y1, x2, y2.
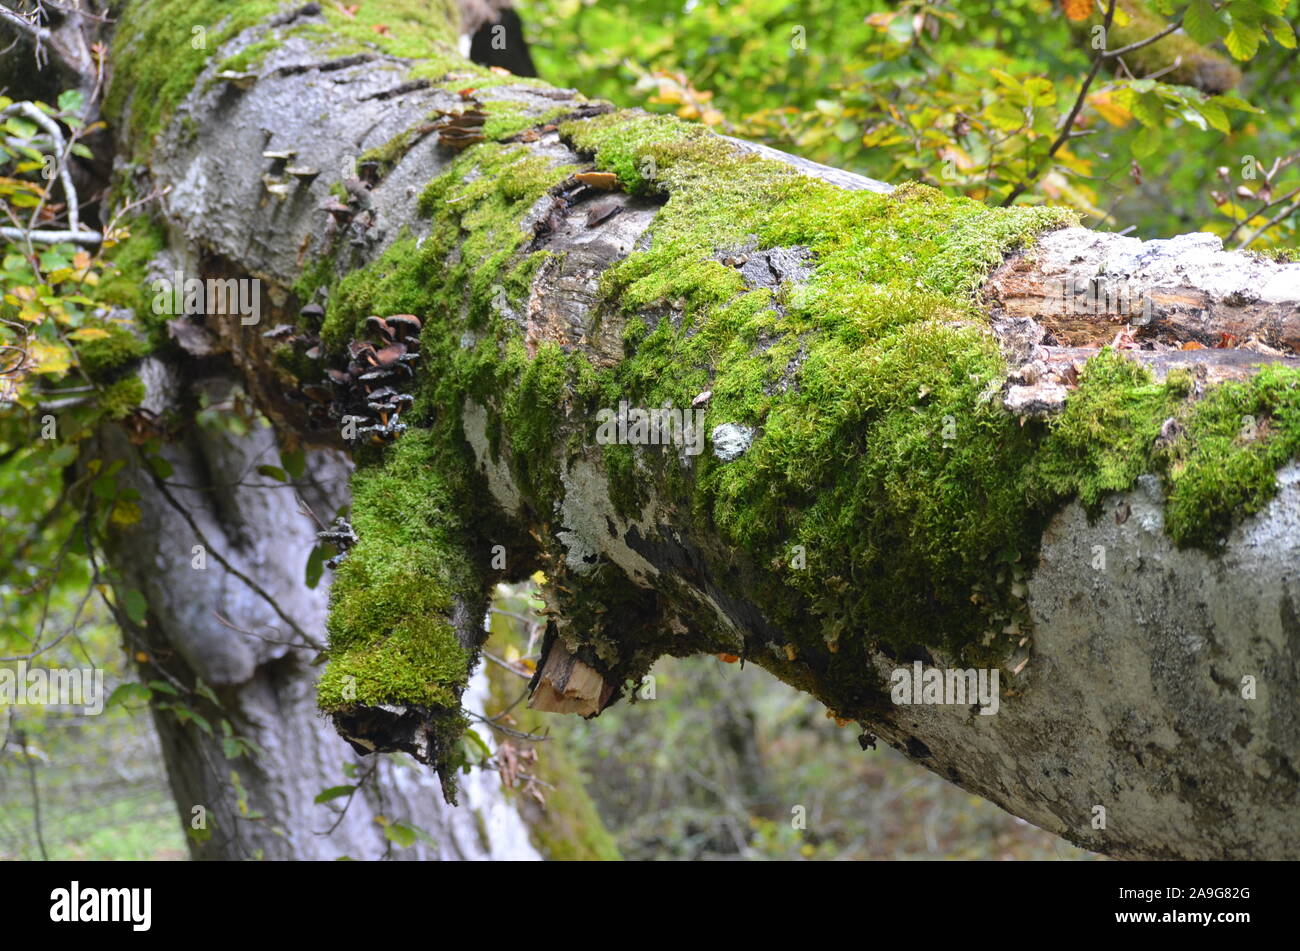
(1267, 14, 1297, 48)
(1131, 125, 1161, 159)
(1131, 91, 1165, 127)
(280, 448, 306, 480)
(147, 679, 179, 696)
(1224, 23, 1262, 60)
(147, 454, 174, 478)
(305, 544, 325, 590)
(175, 706, 214, 735)
(983, 100, 1024, 132)
(1210, 93, 1264, 113)
(1195, 99, 1230, 134)
(57, 90, 85, 114)
(4, 117, 37, 138)
(314, 784, 357, 803)
(988, 68, 1022, 92)
(255, 464, 288, 482)
(91, 475, 118, 500)
(384, 821, 417, 848)
(122, 589, 148, 624)
(106, 682, 152, 708)
(1021, 77, 1057, 108)
(1184, 0, 1226, 44)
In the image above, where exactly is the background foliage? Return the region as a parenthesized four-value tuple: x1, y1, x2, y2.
(519, 0, 1300, 247)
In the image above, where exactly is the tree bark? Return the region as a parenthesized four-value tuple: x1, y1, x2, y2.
(91, 0, 1300, 861)
(88, 365, 538, 860)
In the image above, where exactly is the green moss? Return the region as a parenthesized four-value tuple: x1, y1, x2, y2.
(1164, 363, 1300, 548)
(105, 1, 281, 151)
(480, 101, 569, 142)
(96, 217, 167, 331)
(357, 123, 427, 181)
(318, 426, 475, 711)
(501, 341, 570, 501)
(215, 34, 282, 75)
(558, 109, 1299, 667)
(99, 376, 146, 420)
(1255, 247, 1300, 264)
(76, 320, 150, 381)
(1027, 350, 1185, 510)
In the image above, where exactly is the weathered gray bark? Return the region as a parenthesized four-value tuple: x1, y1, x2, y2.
(93, 1, 1300, 861)
(90, 365, 538, 860)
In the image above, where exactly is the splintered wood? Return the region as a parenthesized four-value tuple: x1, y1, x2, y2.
(985, 227, 1300, 416)
(528, 637, 612, 717)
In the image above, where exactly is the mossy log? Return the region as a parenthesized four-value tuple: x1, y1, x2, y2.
(100, 0, 1300, 858)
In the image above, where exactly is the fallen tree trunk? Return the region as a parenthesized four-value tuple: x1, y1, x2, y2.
(96, 0, 1300, 859)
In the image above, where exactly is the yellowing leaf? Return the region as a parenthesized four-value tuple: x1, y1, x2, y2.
(69, 327, 110, 341)
(28, 340, 71, 376)
(110, 500, 142, 526)
(1062, 0, 1092, 23)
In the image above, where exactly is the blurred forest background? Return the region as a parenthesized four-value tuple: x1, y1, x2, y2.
(6, 0, 1300, 859)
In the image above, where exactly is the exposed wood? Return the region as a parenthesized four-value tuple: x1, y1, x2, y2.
(528, 631, 613, 717)
(986, 227, 1300, 354)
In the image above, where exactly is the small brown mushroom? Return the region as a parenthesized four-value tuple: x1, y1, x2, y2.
(357, 160, 381, 186)
(373, 342, 407, 366)
(320, 197, 352, 222)
(367, 400, 398, 424)
(262, 176, 292, 199)
(385, 314, 422, 340)
(261, 324, 296, 341)
(364, 315, 393, 340)
(348, 340, 379, 365)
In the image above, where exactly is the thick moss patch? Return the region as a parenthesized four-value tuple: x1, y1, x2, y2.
(318, 427, 475, 711)
(76, 320, 150, 381)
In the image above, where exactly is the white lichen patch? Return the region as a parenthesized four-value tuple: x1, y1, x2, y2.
(461, 398, 522, 516)
(557, 455, 660, 584)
